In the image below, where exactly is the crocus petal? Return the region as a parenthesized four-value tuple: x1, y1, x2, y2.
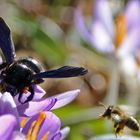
(12, 131, 26, 140)
(51, 89, 80, 110)
(117, 28, 140, 58)
(0, 92, 2, 98)
(0, 115, 17, 140)
(0, 92, 20, 130)
(1, 92, 16, 108)
(32, 84, 46, 100)
(22, 111, 61, 140)
(14, 92, 31, 106)
(74, 6, 92, 43)
(125, 0, 140, 31)
(17, 98, 57, 117)
(93, 0, 114, 38)
(60, 127, 70, 140)
(90, 21, 114, 53)
(53, 133, 61, 140)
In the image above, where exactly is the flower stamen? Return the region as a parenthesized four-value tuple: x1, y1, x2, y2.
(27, 121, 36, 140)
(115, 14, 126, 48)
(27, 112, 46, 140)
(20, 118, 28, 128)
(41, 131, 50, 140)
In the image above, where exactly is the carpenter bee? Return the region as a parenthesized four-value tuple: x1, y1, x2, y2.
(0, 17, 88, 103)
(99, 102, 140, 136)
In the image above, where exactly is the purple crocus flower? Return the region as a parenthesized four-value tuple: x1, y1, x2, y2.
(0, 91, 76, 140)
(75, 0, 140, 57)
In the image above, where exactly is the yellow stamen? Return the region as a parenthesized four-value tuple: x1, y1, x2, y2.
(115, 14, 126, 48)
(30, 112, 46, 140)
(20, 118, 28, 128)
(41, 131, 50, 140)
(27, 121, 36, 140)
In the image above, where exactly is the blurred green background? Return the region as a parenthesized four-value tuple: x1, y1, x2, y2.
(1, 0, 140, 139)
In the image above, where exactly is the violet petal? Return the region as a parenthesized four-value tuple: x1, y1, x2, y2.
(32, 84, 46, 100)
(117, 28, 140, 58)
(51, 89, 80, 110)
(12, 131, 26, 140)
(74, 6, 91, 43)
(60, 127, 70, 140)
(22, 111, 61, 140)
(17, 98, 57, 117)
(90, 20, 114, 53)
(0, 115, 17, 140)
(0, 92, 20, 130)
(125, 0, 140, 31)
(93, 0, 114, 38)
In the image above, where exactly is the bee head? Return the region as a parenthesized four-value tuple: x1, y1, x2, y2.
(102, 105, 113, 118)
(98, 102, 113, 118)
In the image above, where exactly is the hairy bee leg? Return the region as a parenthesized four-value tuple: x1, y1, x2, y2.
(18, 91, 24, 104)
(116, 127, 124, 136)
(114, 122, 118, 128)
(24, 86, 34, 103)
(115, 123, 125, 137)
(0, 63, 7, 70)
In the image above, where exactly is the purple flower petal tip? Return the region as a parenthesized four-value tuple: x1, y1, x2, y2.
(51, 89, 80, 110)
(60, 127, 70, 140)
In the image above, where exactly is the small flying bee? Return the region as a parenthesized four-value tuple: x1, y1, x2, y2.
(0, 17, 88, 103)
(99, 102, 140, 136)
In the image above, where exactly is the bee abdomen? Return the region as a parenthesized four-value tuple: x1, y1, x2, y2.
(125, 117, 139, 131)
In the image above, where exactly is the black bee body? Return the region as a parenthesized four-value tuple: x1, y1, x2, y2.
(0, 17, 87, 103)
(0, 57, 44, 102)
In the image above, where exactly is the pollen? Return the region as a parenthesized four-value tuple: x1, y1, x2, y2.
(27, 112, 47, 140)
(23, 86, 29, 93)
(20, 117, 28, 128)
(41, 131, 50, 140)
(115, 14, 126, 48)
(27, 121, 36, 140)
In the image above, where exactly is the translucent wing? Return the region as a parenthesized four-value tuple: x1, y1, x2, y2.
(0, 17, 16, 64)
(33, 66, 88, 79)
(118, 105, 139, 117)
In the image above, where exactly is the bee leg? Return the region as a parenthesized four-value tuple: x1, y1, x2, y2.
(114, 122, 118, 128)
(23, 86, 34, 103)
(0, 63, 7, 70)
(18, 91, 24, 104)
(115, 124, 125, 137)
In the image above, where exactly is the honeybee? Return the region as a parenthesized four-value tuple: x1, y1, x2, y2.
(99, 102, 140, 136)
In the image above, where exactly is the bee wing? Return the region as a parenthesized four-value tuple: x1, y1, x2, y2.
(118, 105, 139, 116)
(0, 17, 16, 64)
(33, 66, 88, 79)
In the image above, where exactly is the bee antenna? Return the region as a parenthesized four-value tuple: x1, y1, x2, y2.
(98, 102, 107, 110)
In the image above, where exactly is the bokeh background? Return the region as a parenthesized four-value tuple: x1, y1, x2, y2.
(1, 0, 140, 139)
